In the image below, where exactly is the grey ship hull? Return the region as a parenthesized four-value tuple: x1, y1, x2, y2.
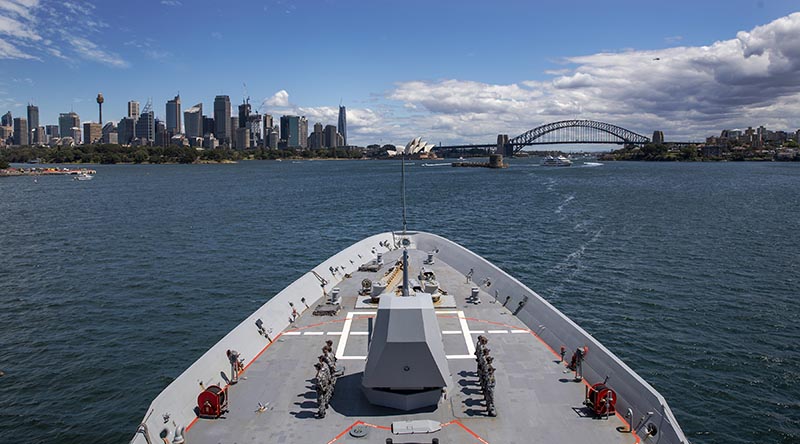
(131, 231, 688, 444)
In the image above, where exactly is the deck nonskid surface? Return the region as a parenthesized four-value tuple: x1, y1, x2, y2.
(187, 249, 635, 444)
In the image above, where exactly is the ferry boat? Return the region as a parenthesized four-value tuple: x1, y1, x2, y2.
(542, 155, 573, 166)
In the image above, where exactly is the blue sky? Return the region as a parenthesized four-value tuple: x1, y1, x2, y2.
(2, 0, 800, 145)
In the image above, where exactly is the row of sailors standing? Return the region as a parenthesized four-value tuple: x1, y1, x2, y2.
(475, 335, 497, 417)
(314, 340, 343, 418)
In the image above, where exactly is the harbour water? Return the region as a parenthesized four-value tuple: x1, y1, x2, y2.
(0, 159, 797, 443)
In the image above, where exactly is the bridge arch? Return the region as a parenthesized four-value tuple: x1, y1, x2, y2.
(507, 119, 650, 153)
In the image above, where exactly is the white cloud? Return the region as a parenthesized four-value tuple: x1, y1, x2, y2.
(161, 0, 182, 6)
(0, 38, 39, 60)
(67, 36, 130, 68)
(0, 13, 40, 40)
(263, 90, 290, 107)
(385, 12, 800, 142)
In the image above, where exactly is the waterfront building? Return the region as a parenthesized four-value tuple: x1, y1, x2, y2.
(32, 126, 46, 145)
(235, 127, 250, 149)
(338, 105, 347, 146)
(102, 121, 117, 136)
(0, 125, 13, 144)
(1, 111, 11, 127)
(795, 129, 800, 142)
(203, 134, 218, 150)
(58, 112, 80, 140)
(214, 95, 231, 146)
(280, 115, 301, 148)
(247, 113, 262, 147)
(46, 124, 59, 139)
(238, 101, 250, 128)
(309, 122, 324, 149)
(70, 127, 81, 143)
(166, 95, 181, 135)
(230, 116, 239, 133)
(135, 110, 155, 144)
(324, 124, 338, 149)
(652, 130, 664, 144)
(13, 117, 28, 146)
(184, 103, 203, 138)
(104, 132, 118, 144)
(83, 122, 102, 144)
(263, 114, 273, 131)
(268, 130, 279, 149)
(299, 116, 308, 149)
(27, 104, 39, 142)
(127, 101, 140, 119)
(203, 116, 214, 136)
(118, 117, 136, 145)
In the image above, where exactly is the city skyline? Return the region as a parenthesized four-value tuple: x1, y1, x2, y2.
(1, 1, 800, 146)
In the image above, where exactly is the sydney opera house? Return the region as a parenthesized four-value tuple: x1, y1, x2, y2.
(385, 137, 438, 159)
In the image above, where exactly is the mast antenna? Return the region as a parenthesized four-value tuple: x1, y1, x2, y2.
(401, 148, 407, 234)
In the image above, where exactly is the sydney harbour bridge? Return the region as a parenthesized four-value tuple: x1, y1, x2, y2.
(434, 119, 651, 156)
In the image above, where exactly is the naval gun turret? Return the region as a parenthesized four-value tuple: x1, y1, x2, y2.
(361, 248, 450, 411)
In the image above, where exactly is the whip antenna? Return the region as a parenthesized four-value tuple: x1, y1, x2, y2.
(401, 150, 407, 234)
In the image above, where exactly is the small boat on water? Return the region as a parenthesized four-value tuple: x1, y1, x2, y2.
(541, 155, 572, 167)
(73, 173, 94, 181)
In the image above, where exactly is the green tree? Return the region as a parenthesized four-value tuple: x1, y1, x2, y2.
(0, 157, 9, 169)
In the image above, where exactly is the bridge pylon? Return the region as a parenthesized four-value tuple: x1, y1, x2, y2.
(497, 134, 511, 156)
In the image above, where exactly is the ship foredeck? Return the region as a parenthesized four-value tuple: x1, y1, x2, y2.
(186, 248, 636, 444)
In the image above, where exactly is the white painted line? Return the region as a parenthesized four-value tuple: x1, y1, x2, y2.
(351, 331, 369, 336)
(283, 331, 302, 336)
(442, 330, 462, 335)
(338, 356, 367, 360)
(488, 330, 509, 334)
(511, 329, 530, 334)
(469, 330, 486, 334)
(304, 331, 324, 336)
(459, 311, 476, 356)
(436, 310, 460, 315)
(446, 355, 474, 360)
(335, 312, 354, 359)
(327, 332, 343, 335)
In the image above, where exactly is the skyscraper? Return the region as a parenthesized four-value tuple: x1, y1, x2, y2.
(58, 112, 80, 140)
(299, 116, 308, 149)
(184, 103, 203, 138)
(214, 95, 231, 146)
(1, 111, 11, 127)
(324, 124, 338, 149)
(127, 101, 140, 119)
(166, 95, 181, 134)
(27, 104, 39, 142)
(280, 115, 300, 148)
(13, 117, 28, 146)
(83, 122, 101, 144)
(118, 117, 135, 145)
(238, 101, 250, 128)
(310, 122, 323, 149)
(338, 105, 347, 146)
(135, 110, 155, 144)
(203, 116, 214, 136)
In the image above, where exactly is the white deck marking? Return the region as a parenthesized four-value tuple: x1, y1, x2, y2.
(350, 331, 369, 335)
(445, 354, 474, 360)
(459, 311, 476, 355)
(304, 331, 324, 335)
(488, 329, 509, 334)
(442, 330, 462, 335)
(336, 311, 376, 360)
(283, 331, 302, 336)
(327, 331, 343, 335)
(338, 356, 367, 360)
(511, 329, 529, 334)
(469, 330, 486, 334)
